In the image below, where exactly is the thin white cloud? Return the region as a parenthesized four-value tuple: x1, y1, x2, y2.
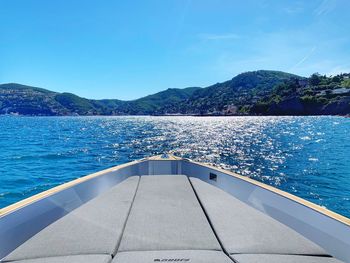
(198, 33, 241, 41)
(314, 0, 337, 16)
(284, 2, 305, 14)
(289, 46, 317, 72)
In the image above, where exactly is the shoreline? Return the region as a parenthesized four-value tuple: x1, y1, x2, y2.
(0, 114, 349, 118)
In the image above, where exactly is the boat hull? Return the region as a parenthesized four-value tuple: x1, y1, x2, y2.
(0, 155, 349, 262)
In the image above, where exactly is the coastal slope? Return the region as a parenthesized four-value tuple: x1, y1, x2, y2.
(1, 70, 349, 116)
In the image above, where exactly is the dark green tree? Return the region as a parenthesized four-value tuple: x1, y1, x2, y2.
(310, 73, 321, 86)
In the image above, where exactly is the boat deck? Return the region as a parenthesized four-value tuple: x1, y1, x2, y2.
(2, 175, 343, 263)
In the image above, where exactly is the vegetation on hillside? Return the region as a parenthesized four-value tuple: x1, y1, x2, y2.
(157, 70, 302, 115)
(250, 73, 350, 115)
(1, 70, 349, 116)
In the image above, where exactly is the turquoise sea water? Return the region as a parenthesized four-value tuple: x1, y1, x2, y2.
(0, 116, 349, 217)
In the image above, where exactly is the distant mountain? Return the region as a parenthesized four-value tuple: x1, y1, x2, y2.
(249, 72, 350, 115)
(1, 70, 349, 116)
(127, 87, 201, 115)
(158, 70, 302, 115)
(0, 84, 67, 115)
(0, 83, 200, 116)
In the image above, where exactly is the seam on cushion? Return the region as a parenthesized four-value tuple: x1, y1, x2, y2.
(230, 252, 333, 257)
(114, 248, 223, 252)
(1, 253, 112, 262)
(187, 177, 237, 263)
(112, 176, 141, 257)
(116, 249, 224, 252)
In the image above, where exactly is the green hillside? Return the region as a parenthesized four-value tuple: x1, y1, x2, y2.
(250, 73, 350, 115)
(158, 70, 303, 115)
(131, 87, 201, 114)
(1, 70, 349, 116)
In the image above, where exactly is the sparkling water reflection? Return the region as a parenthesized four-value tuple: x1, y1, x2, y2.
(0, 116, 349, 217)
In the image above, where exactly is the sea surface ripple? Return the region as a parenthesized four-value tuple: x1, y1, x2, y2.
(0, 116, 349, 217)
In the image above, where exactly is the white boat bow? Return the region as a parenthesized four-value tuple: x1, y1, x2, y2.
(0, 155, 349, 262)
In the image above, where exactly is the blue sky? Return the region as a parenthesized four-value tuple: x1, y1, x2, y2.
(1, 0, 349, 100)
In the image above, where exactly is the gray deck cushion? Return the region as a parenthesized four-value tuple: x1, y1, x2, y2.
(6, 255, 112, 263)
(232, 254, 344, 263)
(118, 175, 221, 251)
(190, 177, 327, 255)
(113, 250, 232, 263)
(4, 176, 140, 261)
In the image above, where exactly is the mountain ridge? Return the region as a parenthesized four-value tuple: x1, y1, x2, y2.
(1, 70, 350, 116)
